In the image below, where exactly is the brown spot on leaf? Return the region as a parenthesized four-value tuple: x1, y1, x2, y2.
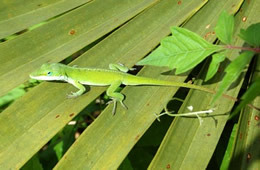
(248, 121, 250, 126)
(55, 115, 60, 118)
(207, 133, 211, 136)
(69, 29, 76, 35)
(204, 32, 211, 39)
(135, 135, 140, 140)
(239, 132, 243, 140)
(177, 0, 182, 5)
(255, 115, 259, 121)
(166, 164, 171, 169)
(69, 113, 75, 117)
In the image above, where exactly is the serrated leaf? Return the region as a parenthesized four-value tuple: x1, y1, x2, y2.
(212, 51, 254, 104)
(205, 51, 226, 81)
(137, 27, 223, 74)
(239, 22, 260, 46)
(215, 11, 235, 44)
(229, 78, 260, 119)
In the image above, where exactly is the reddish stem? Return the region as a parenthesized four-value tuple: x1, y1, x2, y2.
(225, 45, 260, 53)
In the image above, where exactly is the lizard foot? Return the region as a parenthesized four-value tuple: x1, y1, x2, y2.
(67, 91, 80, 98)
(106, 99, 128, 115)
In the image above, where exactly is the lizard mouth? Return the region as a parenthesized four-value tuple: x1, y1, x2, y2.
(30, 74, 65, 81)
(30, 75, 54, 80)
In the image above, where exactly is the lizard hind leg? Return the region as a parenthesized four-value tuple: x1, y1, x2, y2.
(106, 80, 128, 115)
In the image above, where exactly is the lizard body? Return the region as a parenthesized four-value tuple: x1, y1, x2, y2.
(30, 63, 215, 114)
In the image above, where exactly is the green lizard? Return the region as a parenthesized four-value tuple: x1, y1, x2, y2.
(30, 63, 218, 114)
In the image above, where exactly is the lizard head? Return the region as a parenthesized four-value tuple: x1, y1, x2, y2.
(30, 63, 66, 81)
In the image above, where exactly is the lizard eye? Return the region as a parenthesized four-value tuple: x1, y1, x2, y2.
(47, 71, 52, 76)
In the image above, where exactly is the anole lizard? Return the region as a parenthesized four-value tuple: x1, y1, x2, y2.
(29, 63, 227, 114)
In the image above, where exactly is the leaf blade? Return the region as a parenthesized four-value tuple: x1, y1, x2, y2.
(212, 51, 254, 104)
(239, 22, 260, 46)
(205, 51, 226, 81)
(214, 10, 235, 44)
(229, 78, 260, 119)
(0, 0, 92, 39)
(137, 27, 223, 74)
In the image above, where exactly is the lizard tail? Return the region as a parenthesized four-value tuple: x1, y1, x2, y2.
(124, 75, 215, 94)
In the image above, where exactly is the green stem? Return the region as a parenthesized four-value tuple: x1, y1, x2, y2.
(224, 45, 260, 53)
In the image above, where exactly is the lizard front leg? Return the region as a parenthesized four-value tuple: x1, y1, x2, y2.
(106, 80, 127, 115)
(67, 80, 86, 98)
(109, 63, 135, 73)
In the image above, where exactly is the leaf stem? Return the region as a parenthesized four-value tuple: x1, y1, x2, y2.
(224, 45, 260, 53)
